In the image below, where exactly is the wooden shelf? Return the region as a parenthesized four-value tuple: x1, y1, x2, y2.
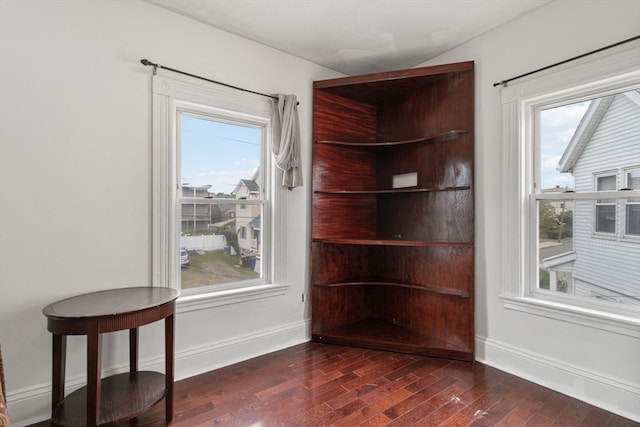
(312, 238, 473, 247)
(315, 185, 470, 195)
(315, 130, 468, 147)
(312, 318, 473, 361)
(313, 279, 470, 298)
(52, 371, 166, 427)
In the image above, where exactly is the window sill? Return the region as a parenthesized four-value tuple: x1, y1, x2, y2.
(500, 294, 640, 338)
(176, 283, 289, 313)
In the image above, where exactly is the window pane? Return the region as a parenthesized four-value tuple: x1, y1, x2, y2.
(181, 202, 262, 289)
(595, 204, 616, 233)
(537, 91, 640, 306)
(538, 199, 574, 292)
(538, 198, 640, 305)
(539, 101, 590, 191)
(179, 114, 263, 289)
(181, 114, 261, 196)
(597, 175, 616, 191)
(627, 204, 640, 235)
(627, 170, 640, 189)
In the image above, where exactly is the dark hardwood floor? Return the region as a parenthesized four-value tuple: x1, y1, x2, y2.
(31, 342, 638, 427)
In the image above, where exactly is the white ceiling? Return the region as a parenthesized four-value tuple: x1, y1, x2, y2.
(145, 0, 554, 76)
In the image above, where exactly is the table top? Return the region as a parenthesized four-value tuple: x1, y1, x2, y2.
(43, 287, 180, 320)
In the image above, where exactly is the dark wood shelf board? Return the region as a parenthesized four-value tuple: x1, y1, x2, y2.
(312, 238, 473, 247)
(313, 280, 470, 298)
(315, 130, 468, 147)
(315, 185, 471, 195)
(52, 371, 166, 427)
(313, 319, 473, 361)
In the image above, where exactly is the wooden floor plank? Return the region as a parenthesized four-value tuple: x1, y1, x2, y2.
(27, 342, 639, 427)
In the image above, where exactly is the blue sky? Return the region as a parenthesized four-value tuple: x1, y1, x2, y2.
(540, 100, 590, 189)
(181, 115, 261, 194)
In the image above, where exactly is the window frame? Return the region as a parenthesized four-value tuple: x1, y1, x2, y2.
(177, 107, 269, 291)
(623, 167, 640, 237)
(152, 74, 289, 310)
(499, 39, 640, 337)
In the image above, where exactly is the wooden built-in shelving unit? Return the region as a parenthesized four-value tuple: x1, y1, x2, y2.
(311, 61, 475, 361)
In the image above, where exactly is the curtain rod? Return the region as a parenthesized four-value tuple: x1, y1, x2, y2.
(493, 35, 640, 88)
(141, 58, 280, 101)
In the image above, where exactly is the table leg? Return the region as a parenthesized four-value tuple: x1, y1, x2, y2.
(51, 334, 66, 413)
(129, 327, 139, 372)
(86, 325, 102, 427)
(165, 312, 175, 421)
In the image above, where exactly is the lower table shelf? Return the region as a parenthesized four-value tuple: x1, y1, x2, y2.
(52, 371, 166, 427)
(312, 318, 473, 361)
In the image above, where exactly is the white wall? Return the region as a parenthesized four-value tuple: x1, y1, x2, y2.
(0, 0, 342, 424)
(419, 0, 640, 421)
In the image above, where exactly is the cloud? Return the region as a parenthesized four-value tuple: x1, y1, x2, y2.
(539, 101, 590, 188)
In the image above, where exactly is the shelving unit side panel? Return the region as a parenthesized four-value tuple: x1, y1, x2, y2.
(372, 246, 473, 295)
(310, 286, 373, 334)
(312, 195, 376, 240)
(371, 287, 474, 354)
(377, 191, 474, 242)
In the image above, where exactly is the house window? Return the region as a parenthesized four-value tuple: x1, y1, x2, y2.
(625, 168, 640, 236)
(500, 39, 640, 333)
(595, 173, 616, 234)
(152, 74, 289, 303)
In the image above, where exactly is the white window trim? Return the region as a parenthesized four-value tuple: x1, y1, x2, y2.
(152, 73, 289, 311)
(499, 39, 640, 337)
(623, 166, 640, 239)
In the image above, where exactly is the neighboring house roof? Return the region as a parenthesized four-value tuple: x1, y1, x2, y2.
(559, 91, 640, 173)
(210, 218, 235, 228)
(541, 185, 573, 193)
(232, 167, 261, 196)
(248, 215, 261, 230)
(232, 179, 260, 195)
(182, 184, 213, 197)
(541, 251, 577, 270)
(241, 179, 260, 193)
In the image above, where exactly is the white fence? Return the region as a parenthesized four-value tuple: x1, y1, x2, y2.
(180, 234, 227, 251)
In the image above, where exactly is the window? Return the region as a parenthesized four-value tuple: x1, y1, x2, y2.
(500, 39, 640, 335)
(152, 74, 288, 304)
(625, 168, 640, 236)
(179, 114, 264, 289)
(595, 173, 616, 234)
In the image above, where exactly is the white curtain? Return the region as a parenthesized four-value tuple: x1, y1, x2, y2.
(271, 94, 303, 189)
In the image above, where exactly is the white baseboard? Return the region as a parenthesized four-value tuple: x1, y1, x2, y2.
(475, 335, 640, 423)
(8, 319, 310, 426)
(172, 319, 310, 381)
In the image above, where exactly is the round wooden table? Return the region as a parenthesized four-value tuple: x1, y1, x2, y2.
(43, 287, 180, 427)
